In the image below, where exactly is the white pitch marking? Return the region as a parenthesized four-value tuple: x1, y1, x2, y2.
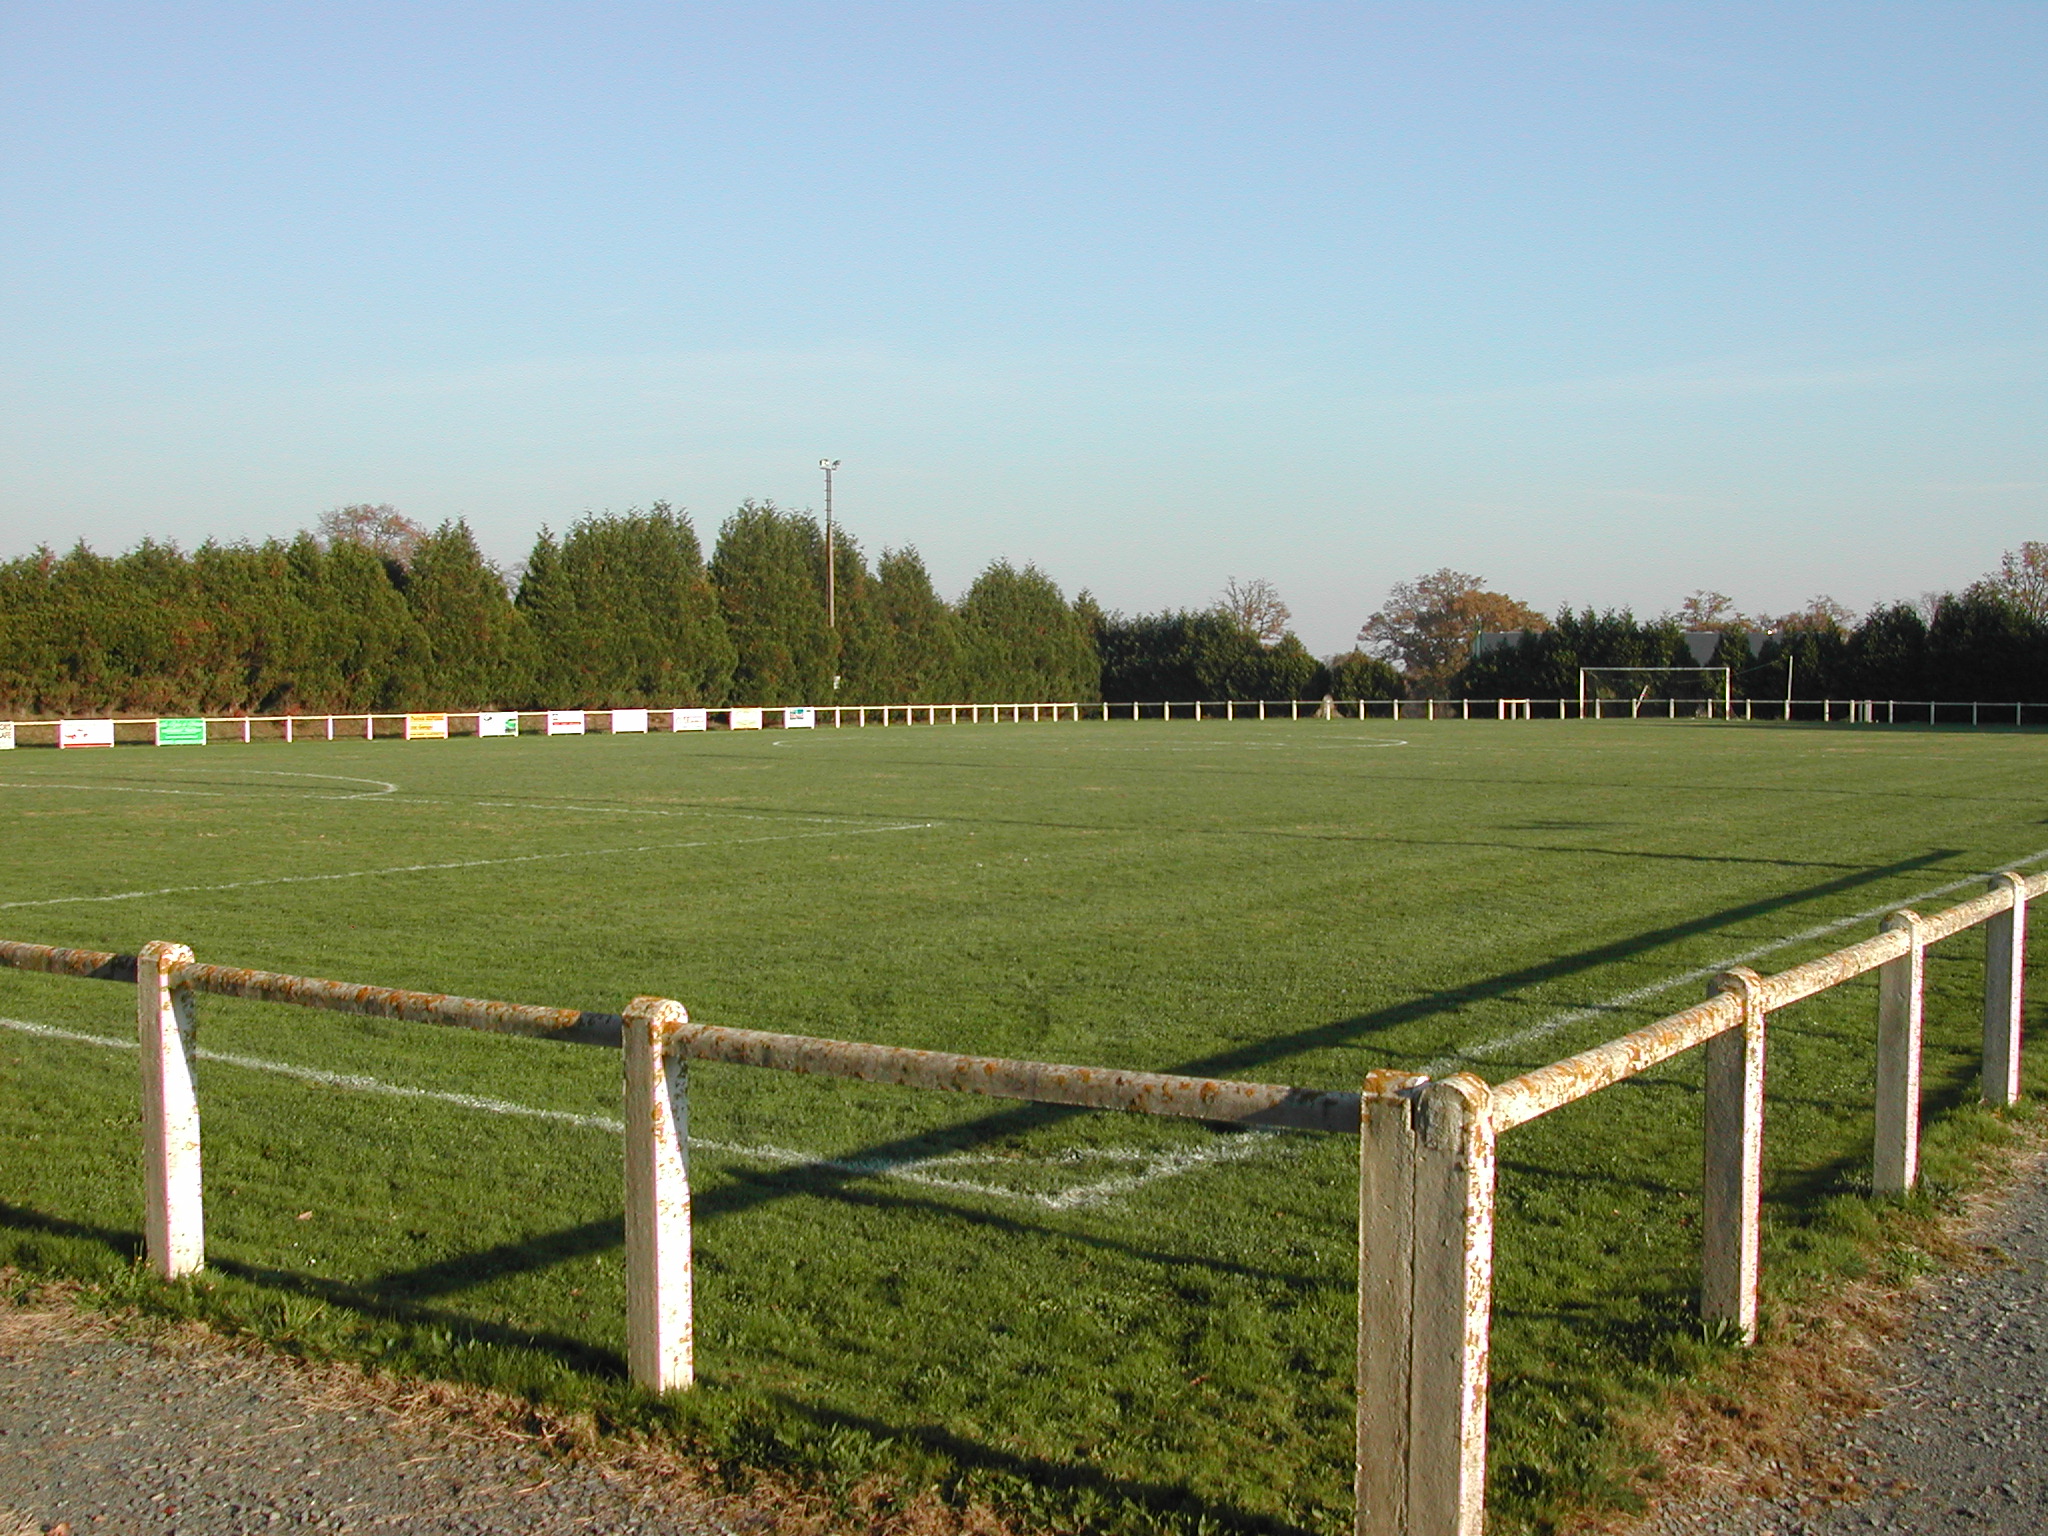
(0, 771, 876, 827)
(469, 800, 865, 826)
(0, 821, 937, 912)
(0, 1016, 1268, 1211)
(0, 781, 233, 797)
(230, 770, 399, 799)
(1423, 844, 2048, 1076)
(0, 768, 398, 800)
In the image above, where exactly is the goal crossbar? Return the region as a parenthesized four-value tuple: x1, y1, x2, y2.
(1578, 666, 1732, 720)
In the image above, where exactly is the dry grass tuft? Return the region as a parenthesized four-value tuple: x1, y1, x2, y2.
(1570, 1121, 2048, 1534)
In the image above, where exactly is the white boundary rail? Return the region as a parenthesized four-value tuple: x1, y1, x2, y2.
(3, 696, 2044, 747)
(1, 862, 2038, 1532)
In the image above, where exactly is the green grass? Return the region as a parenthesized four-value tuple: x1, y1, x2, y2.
(2, 718, 2045, 1533)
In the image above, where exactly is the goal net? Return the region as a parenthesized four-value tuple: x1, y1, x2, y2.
(1578, 666, 1732, 720)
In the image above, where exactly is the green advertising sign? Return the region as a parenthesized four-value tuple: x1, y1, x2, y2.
(156, 717, 207, 746)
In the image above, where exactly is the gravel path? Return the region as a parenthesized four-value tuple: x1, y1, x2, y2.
(0, 1302, 742, 1535)
(9, 1164, 2048, 1536)
(1640, 1167, 2048, 1536)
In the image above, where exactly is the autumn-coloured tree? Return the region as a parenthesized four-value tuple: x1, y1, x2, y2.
(315, 504, 429, 567)
(1675, 590, 1748, 630)
(1767, 596, 1856, 634)
(1977, 541, 2048, 619)
(1357, 569, 1547, 690)
(1216, 577, 1292, 645)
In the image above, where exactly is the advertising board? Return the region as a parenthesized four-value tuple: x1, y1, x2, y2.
(785, 707, 816, 729)
(405, 713, 450, 741)
(59, 719, 116, 749)
(0, 721, 14, 750)
(671, 708, 708, 732)
(155, 718, 207, 746)
(546, 710, 586, 736)
(610, 708, 649, 734)
(477, 712, 519, 737)
(728, 707, 763, 731)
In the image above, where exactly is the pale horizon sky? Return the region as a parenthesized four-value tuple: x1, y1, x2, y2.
(3, 3, 2043, 653)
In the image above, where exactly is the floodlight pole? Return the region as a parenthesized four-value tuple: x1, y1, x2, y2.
(819, 459, 840, 630)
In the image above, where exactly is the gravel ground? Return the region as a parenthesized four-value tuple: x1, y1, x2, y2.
(1637, 1167, 2048, 1536)
(9, 1166, 2048, 1536)
(0, 1303, 742, 1535)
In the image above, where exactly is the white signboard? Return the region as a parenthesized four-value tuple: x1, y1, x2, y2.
(0, 721, 15, 750)
(477, 712, 519, 738)
(728, 707, 763, 731)
(609, 708, 649, 734)
(59, 718, 116, 749)
(546, 710, 586, 736)
(785, 706, 816, 729)
(671, 708, 708, 732)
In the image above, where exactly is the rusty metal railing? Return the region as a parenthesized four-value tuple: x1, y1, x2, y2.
(0, 936, 1358, 1397)
(1358, 865, 2041, 1535)
(4, 861, 2040, 1536)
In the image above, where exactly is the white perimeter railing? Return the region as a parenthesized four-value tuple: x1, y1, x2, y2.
(2, 863, 2040, 1534)
(2, 696, 2043, 749)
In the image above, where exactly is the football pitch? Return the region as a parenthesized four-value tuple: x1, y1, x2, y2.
(3, 718, 2045, 1532)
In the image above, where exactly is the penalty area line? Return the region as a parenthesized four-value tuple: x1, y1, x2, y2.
(1423, 842, 2048, 1077)
(0, 821, 938, 912)
(0, 1015, 1269, 1212)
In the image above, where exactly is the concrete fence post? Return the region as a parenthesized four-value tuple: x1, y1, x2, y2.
(1875, 909, 1926, 1195)
(1357, 1071, 1496, 1536)
(1704, 967, 1767, 1342)
(623, 995, 694, 1392)
(1984, 872, 2029, 1107)
(137, 940, 203, 1279)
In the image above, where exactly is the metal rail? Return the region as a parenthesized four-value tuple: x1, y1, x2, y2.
(7, 857, 2044, 1536)
(0, 942, 1355, 1131)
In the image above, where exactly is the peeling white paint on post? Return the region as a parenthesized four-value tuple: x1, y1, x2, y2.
(1984, 872, 2028, 1108)
(1875, 910, 1926, 1196)
(1357, 1071, 1496, 1536)
(137, 940, 203, 1278)
(623, 995, 693, 1392)
(1703, 968, 1766, 1342)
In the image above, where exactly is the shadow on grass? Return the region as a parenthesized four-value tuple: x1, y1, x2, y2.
(0, 1201, 1319, 1536)
(671, 849, 1956, 1230)
(761, 1393, 1323, 1536)
(0, 1199, 626, 1377)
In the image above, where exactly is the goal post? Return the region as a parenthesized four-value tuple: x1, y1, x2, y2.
(1579, 666, 1732, 720)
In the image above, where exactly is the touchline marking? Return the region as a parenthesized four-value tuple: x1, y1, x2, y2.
(469, 800, 868, 826)
(0, 769, 399, 801)
(0, 821, 937, 912)
(1423, 844, 2048, 1077)
(0, 1016, 1265, 1211)
(0, 773, 872, 825)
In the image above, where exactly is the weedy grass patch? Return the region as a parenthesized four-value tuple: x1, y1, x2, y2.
(3, 718, 2046, 1532)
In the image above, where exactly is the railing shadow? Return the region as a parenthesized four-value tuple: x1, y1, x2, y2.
(0, 1199, 625, 1376)
(760, 1393, 1322, 1536)
(680, 850, 1954, 1229)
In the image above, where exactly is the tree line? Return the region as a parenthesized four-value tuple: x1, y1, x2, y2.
(0, 502, 1349, 716)
(1359, 546, 2048, 702)
(6, 503, 2038, 715)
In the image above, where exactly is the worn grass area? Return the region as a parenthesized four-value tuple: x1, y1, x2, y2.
(2, 719, 2045, 1533)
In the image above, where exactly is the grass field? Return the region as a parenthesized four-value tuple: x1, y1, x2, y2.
(3, 718, 2045, 1533)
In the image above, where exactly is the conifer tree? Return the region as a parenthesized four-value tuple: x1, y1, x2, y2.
(404, 520, 535, 708)
(304, 538, 431, 710)
(710, 500, 832, 704)
(518, 507, 733, 706)
(956, 560, 1100, 701)
(870, 547, 964, 701)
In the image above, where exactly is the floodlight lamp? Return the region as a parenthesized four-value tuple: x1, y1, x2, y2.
(820, 458, 840, 470)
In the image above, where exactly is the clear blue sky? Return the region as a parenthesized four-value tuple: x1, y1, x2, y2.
(3, 3, 2042, 653)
